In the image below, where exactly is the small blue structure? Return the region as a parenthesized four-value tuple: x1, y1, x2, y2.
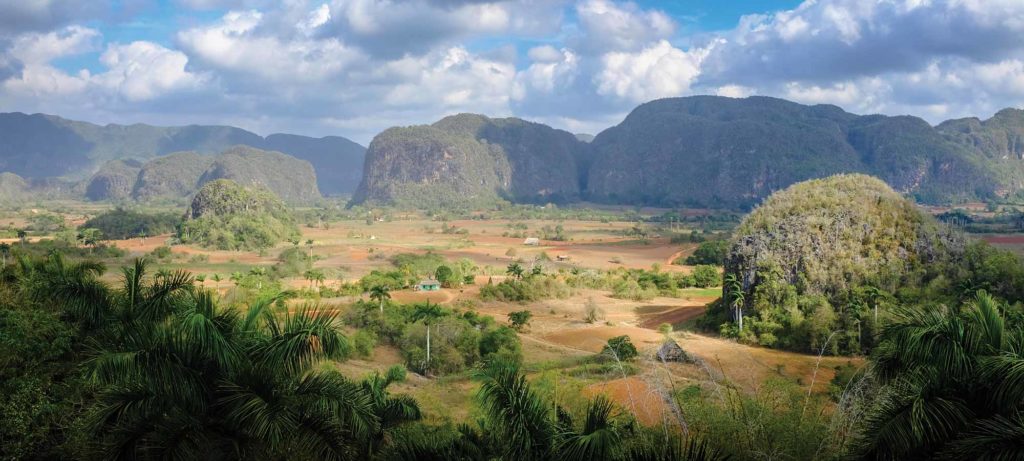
(416, 279, 441, 291)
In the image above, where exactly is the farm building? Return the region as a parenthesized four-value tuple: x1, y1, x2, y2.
(416, 279, 441, 291)
(523, 237, 540, 245)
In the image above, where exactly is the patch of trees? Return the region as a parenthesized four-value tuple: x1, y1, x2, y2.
(80, 208, 180, 240)
(344, 299, 521, 375)
(681, 239, 729, 265)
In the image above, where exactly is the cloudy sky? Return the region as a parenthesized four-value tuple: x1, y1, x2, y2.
(1, 0, 1023, 144)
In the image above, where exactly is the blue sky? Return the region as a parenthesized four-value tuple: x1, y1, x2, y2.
(1, 0, 1023, 144)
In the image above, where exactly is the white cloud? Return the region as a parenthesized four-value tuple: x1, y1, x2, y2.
(595, 40, 708, 103)
(94, 41, 206, 101)
(177, 9, 363, 83)
(382, 46, 516, 112)
(9, 25, 99, 64)
(574, 0, 675, 53)
(516, 47, 578, 95)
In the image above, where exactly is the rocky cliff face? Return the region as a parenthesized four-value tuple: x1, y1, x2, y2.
(351, 114, 585, 208)
(587, 96, 1006, 208)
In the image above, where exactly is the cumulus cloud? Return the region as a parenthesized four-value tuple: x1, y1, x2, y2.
(93, 41, 207, 101)
(572, 0, 675, 53)
(177, 9, 363, 83)
(700, 0, 1024, 86)
(3, 0, 1024, 144)
(595, 40, 708, 103)
(322, 0, 563, 58)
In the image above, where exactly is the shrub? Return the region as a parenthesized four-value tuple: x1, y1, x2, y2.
(81, 208, 180, 240)
(683, 239, 729, 265)
(507, 310, 532, 331)
(352, 330, 377, 359)
(601, 335, 638, 361)
(583, 297, 604, 323)
(691, 265, 720, 288)
(150, 246, 172, 259)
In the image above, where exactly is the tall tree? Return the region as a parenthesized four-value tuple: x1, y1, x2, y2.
(369, 285, 391, 315)
(411, 302, 447, 370)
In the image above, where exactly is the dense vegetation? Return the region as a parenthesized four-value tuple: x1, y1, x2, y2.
(588, 96, 1018, 208)
(709, 174, 1023, 356)
(178, 179, 300, 250)
(80, 208, 180, 240)
(0, 252, 729, 460)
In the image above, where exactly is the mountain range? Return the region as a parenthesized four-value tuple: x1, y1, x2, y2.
(4, 96, 1024, 209)
(0, 112, 365, 196)
(352, 96, 1024, 209)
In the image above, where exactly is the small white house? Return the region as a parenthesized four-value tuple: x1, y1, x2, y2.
(523, 237, 540, 246)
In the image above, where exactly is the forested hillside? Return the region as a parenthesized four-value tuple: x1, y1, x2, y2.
(0, 112, 365, 195)
(86, 147, 320, 203)
(354, 96, 1024, 209)
(351, 114, 586, 208)
(588, 96, 1007, 208)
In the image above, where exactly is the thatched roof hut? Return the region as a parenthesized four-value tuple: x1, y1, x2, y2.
(656, 339, 693, 363)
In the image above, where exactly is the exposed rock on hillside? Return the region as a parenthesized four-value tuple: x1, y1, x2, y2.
(351, 114, 586, 208)
(85, 160, 143, 201)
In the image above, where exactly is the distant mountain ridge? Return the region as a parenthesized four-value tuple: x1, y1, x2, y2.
(0, 112, 365, 195)
(86, 146, 321, 203)
(352, 96, 1024, 209)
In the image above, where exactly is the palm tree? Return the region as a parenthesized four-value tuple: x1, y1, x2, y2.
(852, 291, 1024, 459)
(506, 262, 525, 280)
(16, 229, 27, 246)
(474, 358, 725, 461)
(361, 366, 421, 457)
(369, 285, 391, 315)
(411, 301, 447, 370)
(15, 251, 111, 329)
(229, 271, 243, 287)
(724, 274, 744, 332)
(81, 266, 378, 459)
(0, 242, 10, 266)
(211, 273, 222, 287)
(249, 266, 267, 289)
(307, 239, 315, 262)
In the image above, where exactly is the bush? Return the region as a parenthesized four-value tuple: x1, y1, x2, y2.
(583, 297, 604, 323)
(601, 335, 638, 361)
(352, 330, 377, 359)
(80, 208, 180, 240)
(691, 265, 720, 288)
(150, 245, 172, 259)
(682, 239, 729, 265)
(507, 310, 532, 331)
